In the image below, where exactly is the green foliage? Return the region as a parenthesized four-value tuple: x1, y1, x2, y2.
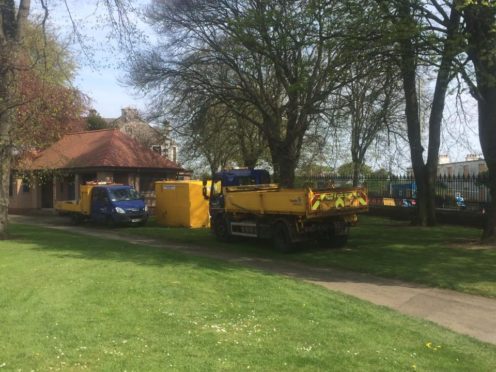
(371, 168, 390, 178)
(23, 22, 77, 85)
(177, 99, 268, 174)
(86, 110, 110, 131)
(296, 164, 335, 178)
(337, 162, 373, 177)
(13, 21, 85, 154)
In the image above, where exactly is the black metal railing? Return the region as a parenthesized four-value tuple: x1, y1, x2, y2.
(297, 174, 491, 209)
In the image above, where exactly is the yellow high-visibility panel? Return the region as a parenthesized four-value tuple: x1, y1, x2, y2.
(155, 181, 210, 228)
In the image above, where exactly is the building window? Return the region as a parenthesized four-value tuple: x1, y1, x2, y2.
(463, 165, 469, 177)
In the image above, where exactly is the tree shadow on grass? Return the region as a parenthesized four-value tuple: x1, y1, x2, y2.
(14, 224, 240, 275)
(293, 218, 496, 296)
(10, 219, 496, 298)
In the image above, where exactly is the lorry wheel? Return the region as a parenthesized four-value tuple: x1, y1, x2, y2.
(331, 234, 348, 248)
(273, 222, 294, 253)
(213, 216, 231, 242)
(319, 233, 348, 249)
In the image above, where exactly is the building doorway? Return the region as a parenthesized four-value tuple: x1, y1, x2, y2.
(41, 180, 54, 208)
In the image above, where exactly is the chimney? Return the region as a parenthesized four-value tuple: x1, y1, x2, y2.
(439, 155, 450, 164)
(465, 154, 479, 161)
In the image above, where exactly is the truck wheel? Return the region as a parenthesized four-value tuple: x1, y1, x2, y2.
(71, 214, 83, 225)
(319, 233, 348, 249)
(213, 215, 231, 242)
(331, 234, 348, 248)
(273, 222, 294, 253)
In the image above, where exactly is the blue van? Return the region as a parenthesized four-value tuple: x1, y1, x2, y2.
(90, 185, 148, 226)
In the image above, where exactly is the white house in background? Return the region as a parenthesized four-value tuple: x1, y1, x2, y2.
(437, 154, 487, 177)
(404, 155, 490, 202)
(407, 154, 487, 177)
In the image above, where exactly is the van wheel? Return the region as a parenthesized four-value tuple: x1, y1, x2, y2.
(273, 222, 294, 253)
(213, 215, 231, 242)
(106, 216, 116, 228)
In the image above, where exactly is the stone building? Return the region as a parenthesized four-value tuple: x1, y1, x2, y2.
(437, 154, 487, 177)
(109, 107, 179, 163)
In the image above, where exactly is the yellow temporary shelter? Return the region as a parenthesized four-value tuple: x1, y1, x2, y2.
(154, 180, 210, 228)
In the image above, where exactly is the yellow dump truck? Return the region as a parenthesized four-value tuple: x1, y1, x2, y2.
(55, 183, 148, 226)
(206, 169, 368, 252)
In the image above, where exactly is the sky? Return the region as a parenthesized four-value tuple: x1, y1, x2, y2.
(38, 1, 149, 118)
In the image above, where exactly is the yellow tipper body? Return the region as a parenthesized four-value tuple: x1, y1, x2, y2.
(224, 185, 368, 218)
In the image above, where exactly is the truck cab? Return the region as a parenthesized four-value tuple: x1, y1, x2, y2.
(56, 183, 149, 226)
(208, 168, 271, 214)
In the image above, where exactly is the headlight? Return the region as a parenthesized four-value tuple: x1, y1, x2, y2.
(144, 205, 148, 212)
(115, 207, 125, 214)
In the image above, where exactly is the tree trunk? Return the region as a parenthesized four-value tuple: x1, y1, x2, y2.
(271, 145, 298, 188)
(397, 2, 459, 226)
(269, 132, 302, 188)
(463, 4, 496, 242)
(0, 0, 31, 238)
(0, 141, 11, 239)
(424, 4, 461, 226)
(482, 180, 496, 242)
(0, 51, 15, 239)
(352, 163, 360, 187)
(478, 88, 496, 242)
(399, 30, 431, 226)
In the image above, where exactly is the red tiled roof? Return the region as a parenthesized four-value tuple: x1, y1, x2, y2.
(28, 129, 182, 170)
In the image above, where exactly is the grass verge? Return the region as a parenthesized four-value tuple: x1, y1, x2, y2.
(119, 215, 496, 298)
(1, 223, 495, 370)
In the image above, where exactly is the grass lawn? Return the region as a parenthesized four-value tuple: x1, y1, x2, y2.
(1, 224, 495, 371)
(120, 215, 496, 298)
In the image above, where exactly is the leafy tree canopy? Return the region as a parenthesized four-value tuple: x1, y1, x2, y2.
(337, 162, 373, 177)
(86, 110, 111, 131)
(13, 22, 86, 153)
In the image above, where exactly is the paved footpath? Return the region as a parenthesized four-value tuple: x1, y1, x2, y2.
(10, 214, 496, 345)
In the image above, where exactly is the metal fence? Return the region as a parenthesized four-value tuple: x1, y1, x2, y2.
(297, 175, 491, 209)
